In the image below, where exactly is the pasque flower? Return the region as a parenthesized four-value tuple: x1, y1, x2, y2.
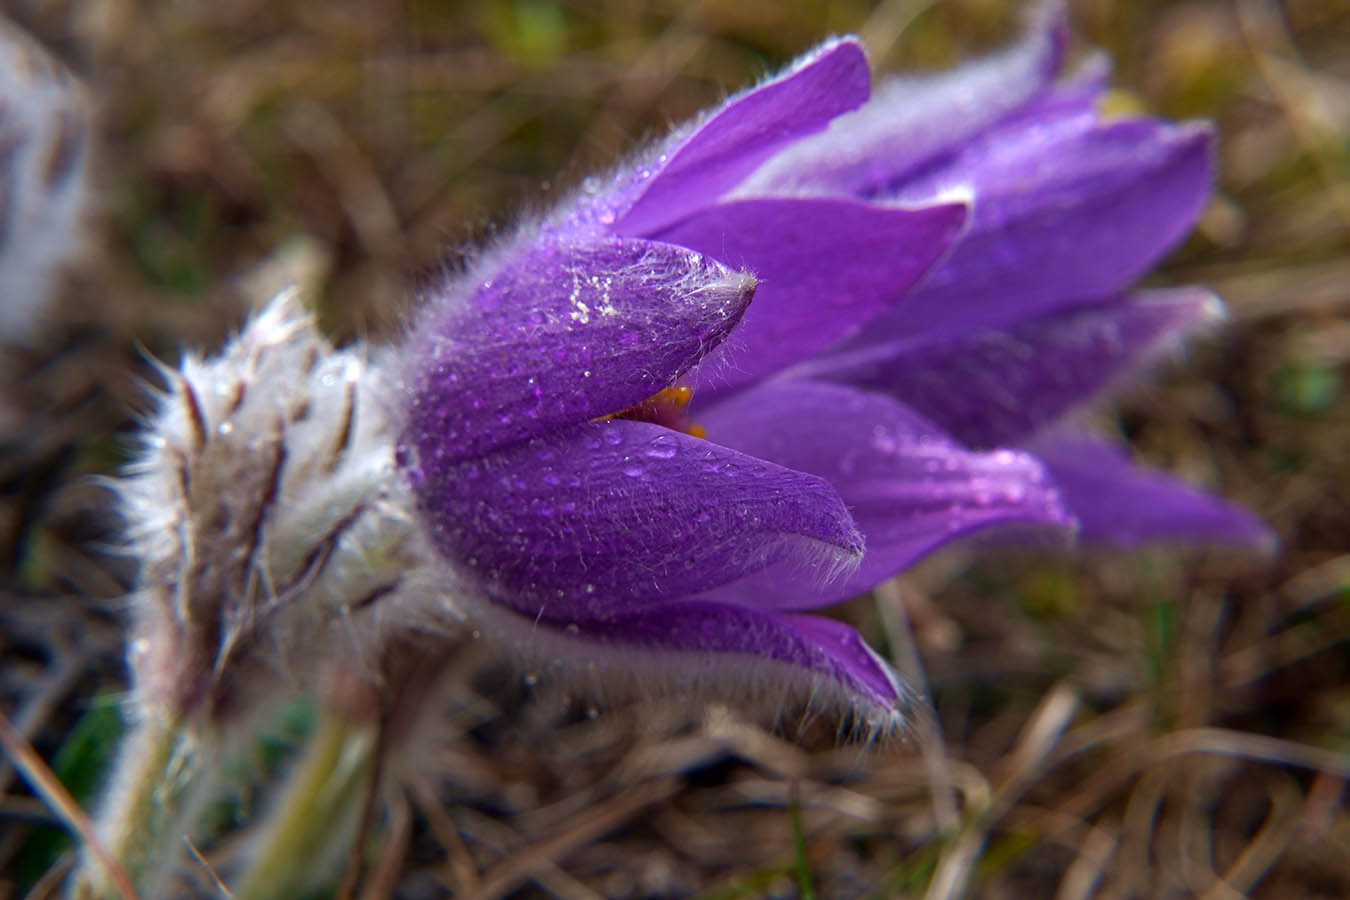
(397, 5, 1267, 727)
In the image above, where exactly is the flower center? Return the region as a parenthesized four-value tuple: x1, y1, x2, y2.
(605, 384, 707, 438)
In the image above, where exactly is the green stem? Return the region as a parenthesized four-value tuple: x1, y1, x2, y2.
(231, 709, 376, 900)
(71, 712, 202, 900)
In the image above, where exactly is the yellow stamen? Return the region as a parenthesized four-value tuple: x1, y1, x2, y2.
(599, 383, 707, 437)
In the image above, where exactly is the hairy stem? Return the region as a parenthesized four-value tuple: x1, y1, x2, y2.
(71, 712, 203, 900)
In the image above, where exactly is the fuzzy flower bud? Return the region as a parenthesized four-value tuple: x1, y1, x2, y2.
(119, 290, 437, 726)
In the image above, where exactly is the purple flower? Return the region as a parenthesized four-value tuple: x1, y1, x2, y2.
(396, 6, 1267, 726)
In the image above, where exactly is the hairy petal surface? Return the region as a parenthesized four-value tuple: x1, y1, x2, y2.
(736, 2, 1066, 198)
(411, 418, 863, 619)
(654, 196, 967, 397)
(463, 593, 907, 724)
(860, 118, 1213, 343)
(401, 234, 754, 468)
(699, 380, 1073, 607)
(800, 288, 1225, 448)
(1032, 433, 1273, 548)
(604, 37, 872, 238)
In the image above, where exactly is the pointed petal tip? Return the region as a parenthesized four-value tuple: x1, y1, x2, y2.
(799, 33, 868, 70)
(1191, 286, 1228, 323)
(1029, 0, 1071, 77)
(1230, 514, 1281, 556)
(1035, 433, 1276, 553)
(613, 32, 872, 237)
(1173, 118, 1216, 158)
(919, 186, 975, 212)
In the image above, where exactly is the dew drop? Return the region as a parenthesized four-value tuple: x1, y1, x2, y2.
(870, 425, 898, 454)
(643, 438, 677, 460)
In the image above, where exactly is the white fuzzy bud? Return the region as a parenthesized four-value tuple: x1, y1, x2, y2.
(117, 289, 445, 726)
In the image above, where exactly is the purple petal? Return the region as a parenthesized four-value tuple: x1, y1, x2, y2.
(698, 381, 1074, 606)
(462, 593, 907, 723)
(800, 288, 1225, 449)
(610, 37, 871, 238)
(401, 234, 753, 467)
(1032, 433, 1274, 548)
(863, 117, 1214, 343)
(411, 418, 863, 620)
(995, 51, 1111, 129)
(652, 196, 967, 397)
(736, 2, 1066, 198)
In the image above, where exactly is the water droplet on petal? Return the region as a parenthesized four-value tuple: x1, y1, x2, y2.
(643, 437, 677, 460)
(870, 425, 897, 454)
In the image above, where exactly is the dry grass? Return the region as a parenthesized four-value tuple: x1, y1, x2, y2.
(2, 0, 1348, 898)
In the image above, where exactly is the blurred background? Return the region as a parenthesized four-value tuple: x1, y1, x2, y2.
(1, 0, 1347, 897)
